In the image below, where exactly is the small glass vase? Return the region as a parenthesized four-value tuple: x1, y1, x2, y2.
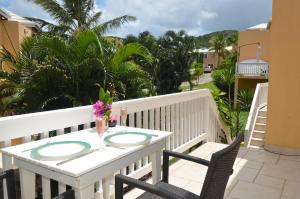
(95, 117, 106, 138)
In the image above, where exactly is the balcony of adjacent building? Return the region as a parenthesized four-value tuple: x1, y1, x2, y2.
(235, 59, 269, 79)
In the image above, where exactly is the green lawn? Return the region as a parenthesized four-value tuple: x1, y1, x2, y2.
(180, 81, 220, 93)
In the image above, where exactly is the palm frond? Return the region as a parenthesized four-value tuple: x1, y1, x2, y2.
(94, 15, 136, 34)
(86, 11, 102, 27)
(29, 0, 73, 26)
(72, 30, 103, 60)
(35, 35, 70, 61)
(0, 47, 16, 65)
(112, 43, 153, 69)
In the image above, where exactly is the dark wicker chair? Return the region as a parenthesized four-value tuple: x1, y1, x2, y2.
(0, 169, 16, 199)
(115, 133, 243, 199)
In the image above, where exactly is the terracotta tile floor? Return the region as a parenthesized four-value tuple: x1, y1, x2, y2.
(125, 143, 300, 199)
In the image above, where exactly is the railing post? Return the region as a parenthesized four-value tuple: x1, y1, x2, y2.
(203, 97, 211, 141)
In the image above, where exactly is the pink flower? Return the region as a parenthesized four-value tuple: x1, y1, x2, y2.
(110, 114, 117, 122)
(93, 100, 104, 117)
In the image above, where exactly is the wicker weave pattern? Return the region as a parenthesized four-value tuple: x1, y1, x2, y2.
(200, 134, 243, 199)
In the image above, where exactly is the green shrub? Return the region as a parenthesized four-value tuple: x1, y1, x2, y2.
(192, 62, 204, 80)
(238, 89, 254, 111)
(212, 69, 227, 91)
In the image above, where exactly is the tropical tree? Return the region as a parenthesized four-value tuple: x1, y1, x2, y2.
(209, 33, 227, 67)
(124, 31, 159, 95)
(238, 89, 254, 111)
(155, 30, 197, 94)
(220, 60, 235, 105)
(0, 30, 153, 113)
(226, 32, 238, 50)
(26, 0, 136, 35)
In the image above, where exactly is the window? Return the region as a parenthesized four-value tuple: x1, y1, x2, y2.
(203, 53, 208, 59)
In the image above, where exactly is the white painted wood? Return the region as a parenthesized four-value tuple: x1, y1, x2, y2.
(129, 113, 134, 127)
(19, 168, 35, 199)
(40, 132, 49, 139)
(83, 123, 90, 129)
(183, 102, 187, 143)
(143, 110, 148, 129)
(142, 110, 149, 165)
(174, 133, 208, 153)
(0, 88, 231, 198)
(151, 150, 162, 184)
(70, 126, 78, 132)
(75, 184, 94, 199)
(4, 127, 171, 199)
(175, 104, 180, 148)
(170, 104, 175, 150)
(102, 175, 113, 199)
(4, 140, 11, 147)
(192, 100, 197, 139)
(136, 111, 142, 128)
(161, 106, 166, 131)
(179, 102, 184, 146)
(42, 176, 51, 199)
(155, 108, 160, 130)
(22, 136, 31, 143)
(149, 109, 154, 130)
(58, 182, 66, 194)
(245, 83, 269, 147)
(2, 154, 13, 199)
(57, 129, 65, 136)
(0, 89, 219, 142)
(166, 105, 170, 132)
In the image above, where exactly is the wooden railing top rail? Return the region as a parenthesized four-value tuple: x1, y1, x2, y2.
(0, 89, 218, 142)
(245, 83, 268, 146)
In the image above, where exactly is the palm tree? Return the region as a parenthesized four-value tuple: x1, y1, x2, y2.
(209, 33, 227, 67)
(220, 61, 235, 105)
(226, 32, 238, 50)
(26, 0, 136, 35)
(0, 30, 153, 112)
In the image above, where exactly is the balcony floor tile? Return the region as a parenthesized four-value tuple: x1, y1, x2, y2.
(125, 144, 300, 199)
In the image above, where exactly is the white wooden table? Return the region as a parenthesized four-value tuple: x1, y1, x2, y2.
(1, 126, 172, 199)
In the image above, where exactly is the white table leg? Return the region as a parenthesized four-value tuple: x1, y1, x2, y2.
(19, 168, 35, 199)
(2, 154, 13, 199)
(102, 175, 113, 199)
(75, 184, 94, 199)
(42, 176, 51, 199)
(151, 150, 162, 184)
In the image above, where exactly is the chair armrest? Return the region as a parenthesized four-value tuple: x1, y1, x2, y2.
(164, 150, 210, 165)
(53, 189, 75, 199)
(115, 174, 183, 199)
(162, 150, 210, 183)
(0, 169, 16, 199)
(0, 169, 13, 180)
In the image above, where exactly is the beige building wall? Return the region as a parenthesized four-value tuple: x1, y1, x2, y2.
(265, 0, 300, 151)
(238, 30, 270, 62)
(203, 52, 218, 69)
(0, 20, 20, 56)
(0, 19, 35, 71)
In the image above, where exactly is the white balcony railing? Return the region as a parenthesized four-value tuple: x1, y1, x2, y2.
(236, 62, 269, 77)
(0, 89, 228, 198)
(245, 83, 268, 147)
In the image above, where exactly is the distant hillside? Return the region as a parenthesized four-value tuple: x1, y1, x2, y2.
(195, 30, 238, 48)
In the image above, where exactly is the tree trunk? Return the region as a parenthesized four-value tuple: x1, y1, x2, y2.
(228, 84, 231, 105)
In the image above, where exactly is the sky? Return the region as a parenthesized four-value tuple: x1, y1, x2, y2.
(0, 0, 272, 37)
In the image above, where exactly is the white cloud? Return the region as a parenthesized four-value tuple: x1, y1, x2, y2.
(98, 0, 272, 37)
(200, 10, 218, 19)
(2, 0, 52, 21)
(1, 0, 272, 37)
